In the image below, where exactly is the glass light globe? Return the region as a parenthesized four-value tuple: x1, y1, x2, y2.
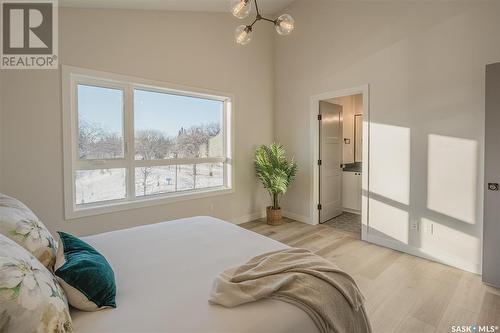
(230, 0, 252, 19)
(235, 25, 252, 45)
(275, 14, 295, 35)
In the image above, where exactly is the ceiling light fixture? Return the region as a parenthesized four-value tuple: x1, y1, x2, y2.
(231, 0, 295, 46)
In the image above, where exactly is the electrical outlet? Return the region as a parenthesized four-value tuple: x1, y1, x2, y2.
(421, 221, 434, 235)
(410, 223, 419, 230)
(428, 223, 434, 235)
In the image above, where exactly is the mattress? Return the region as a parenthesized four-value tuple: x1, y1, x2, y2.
(71, 216, 319, 333)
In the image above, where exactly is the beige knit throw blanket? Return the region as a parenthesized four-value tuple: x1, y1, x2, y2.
(209, 248, 372, 333)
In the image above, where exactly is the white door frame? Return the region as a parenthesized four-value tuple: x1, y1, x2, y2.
(309, 85, 370, 240)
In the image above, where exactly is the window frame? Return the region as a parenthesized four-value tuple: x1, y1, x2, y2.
(62, 66, 234, 219)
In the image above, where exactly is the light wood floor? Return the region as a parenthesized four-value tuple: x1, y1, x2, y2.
(240, 218, 500, 333)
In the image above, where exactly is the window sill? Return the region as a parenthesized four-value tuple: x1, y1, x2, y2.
(65, 186, 234, 220)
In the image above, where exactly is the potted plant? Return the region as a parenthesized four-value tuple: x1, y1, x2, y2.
(255, 143, 298, 225)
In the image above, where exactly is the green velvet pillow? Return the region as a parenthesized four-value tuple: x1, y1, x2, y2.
(54, 232, 116, 311)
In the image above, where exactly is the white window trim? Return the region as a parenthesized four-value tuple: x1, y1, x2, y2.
(62, 65, 235, 220)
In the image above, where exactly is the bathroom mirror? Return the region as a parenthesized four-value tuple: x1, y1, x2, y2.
(354, 114, 363, 162)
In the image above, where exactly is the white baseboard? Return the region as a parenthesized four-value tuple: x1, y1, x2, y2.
(230, 211, 266, 225)
(230, 210, 311, 225)
(282, 211, 312, 224)
(365, 233, 481, 274)
(342, 208, 361, 215)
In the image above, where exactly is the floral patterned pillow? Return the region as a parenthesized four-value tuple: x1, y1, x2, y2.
(0, 234, 73, 332)
(0, 193, 57, 269)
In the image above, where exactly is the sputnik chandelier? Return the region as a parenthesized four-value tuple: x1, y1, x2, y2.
(230, 0, 295, 45)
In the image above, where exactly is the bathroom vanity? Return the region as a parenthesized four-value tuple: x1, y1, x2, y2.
(342, 163, 362, 214)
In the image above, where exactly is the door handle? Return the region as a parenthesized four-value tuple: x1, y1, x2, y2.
(488, 183, 499, 191)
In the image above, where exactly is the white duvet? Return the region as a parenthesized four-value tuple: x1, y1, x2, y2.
(71, 216, 318, 333)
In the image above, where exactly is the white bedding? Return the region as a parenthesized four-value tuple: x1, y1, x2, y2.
(71, 216, 318, 333)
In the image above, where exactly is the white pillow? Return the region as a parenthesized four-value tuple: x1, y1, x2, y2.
(0, 193, 57, 269)
(0, 234, 72, 332)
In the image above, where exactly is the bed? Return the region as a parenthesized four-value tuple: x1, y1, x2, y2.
(71, 216, 319, 333)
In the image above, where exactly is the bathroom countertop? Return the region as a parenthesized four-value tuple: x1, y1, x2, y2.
(342, 162, 362, 173)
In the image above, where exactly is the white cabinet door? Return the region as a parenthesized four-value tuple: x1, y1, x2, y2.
(342, 172, 362, 213)
(355, 173, 362, 211)
(342, 172, 357, 211)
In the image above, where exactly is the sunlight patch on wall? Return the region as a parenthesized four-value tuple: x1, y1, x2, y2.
(370, 123, 411, 205)
(427, 134, 478, 224)
(420, 218, 480, 265)
(369, 198, 409, 244)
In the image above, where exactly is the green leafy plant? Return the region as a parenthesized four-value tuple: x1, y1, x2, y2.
(255, 143, 298, 210)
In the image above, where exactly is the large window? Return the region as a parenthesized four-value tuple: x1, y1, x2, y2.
(63, 67, 233, 218)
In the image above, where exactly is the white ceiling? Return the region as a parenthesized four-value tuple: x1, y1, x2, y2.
(59, 0, 295, 14)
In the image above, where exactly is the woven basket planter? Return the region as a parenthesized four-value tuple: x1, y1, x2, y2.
(266, 206, 283, 226)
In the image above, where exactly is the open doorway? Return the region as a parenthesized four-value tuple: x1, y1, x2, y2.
(310, 85, 369, 240)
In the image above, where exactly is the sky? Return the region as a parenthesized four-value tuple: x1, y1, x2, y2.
(77, 85, 223, 136)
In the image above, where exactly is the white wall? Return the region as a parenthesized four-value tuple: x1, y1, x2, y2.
(0, 74, 3, 191)
(354, 94, 363, 116)
(275, 0, 500, 272)
(0, 8, 274, 236)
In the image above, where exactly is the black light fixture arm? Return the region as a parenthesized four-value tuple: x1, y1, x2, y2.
(246, 0, 277, 31)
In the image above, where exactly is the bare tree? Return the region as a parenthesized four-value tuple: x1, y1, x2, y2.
(174, 123, 221, 158)
(135, 130, 174, 194)
(137, 167, 153, 195)
(205, 123, 221, 137)
(135, 129, 173, 160)
(78, 120, 123, 159)
(79, 120, 106, 159)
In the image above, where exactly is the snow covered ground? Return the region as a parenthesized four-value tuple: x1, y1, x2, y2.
(75, 163, 224, 205)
